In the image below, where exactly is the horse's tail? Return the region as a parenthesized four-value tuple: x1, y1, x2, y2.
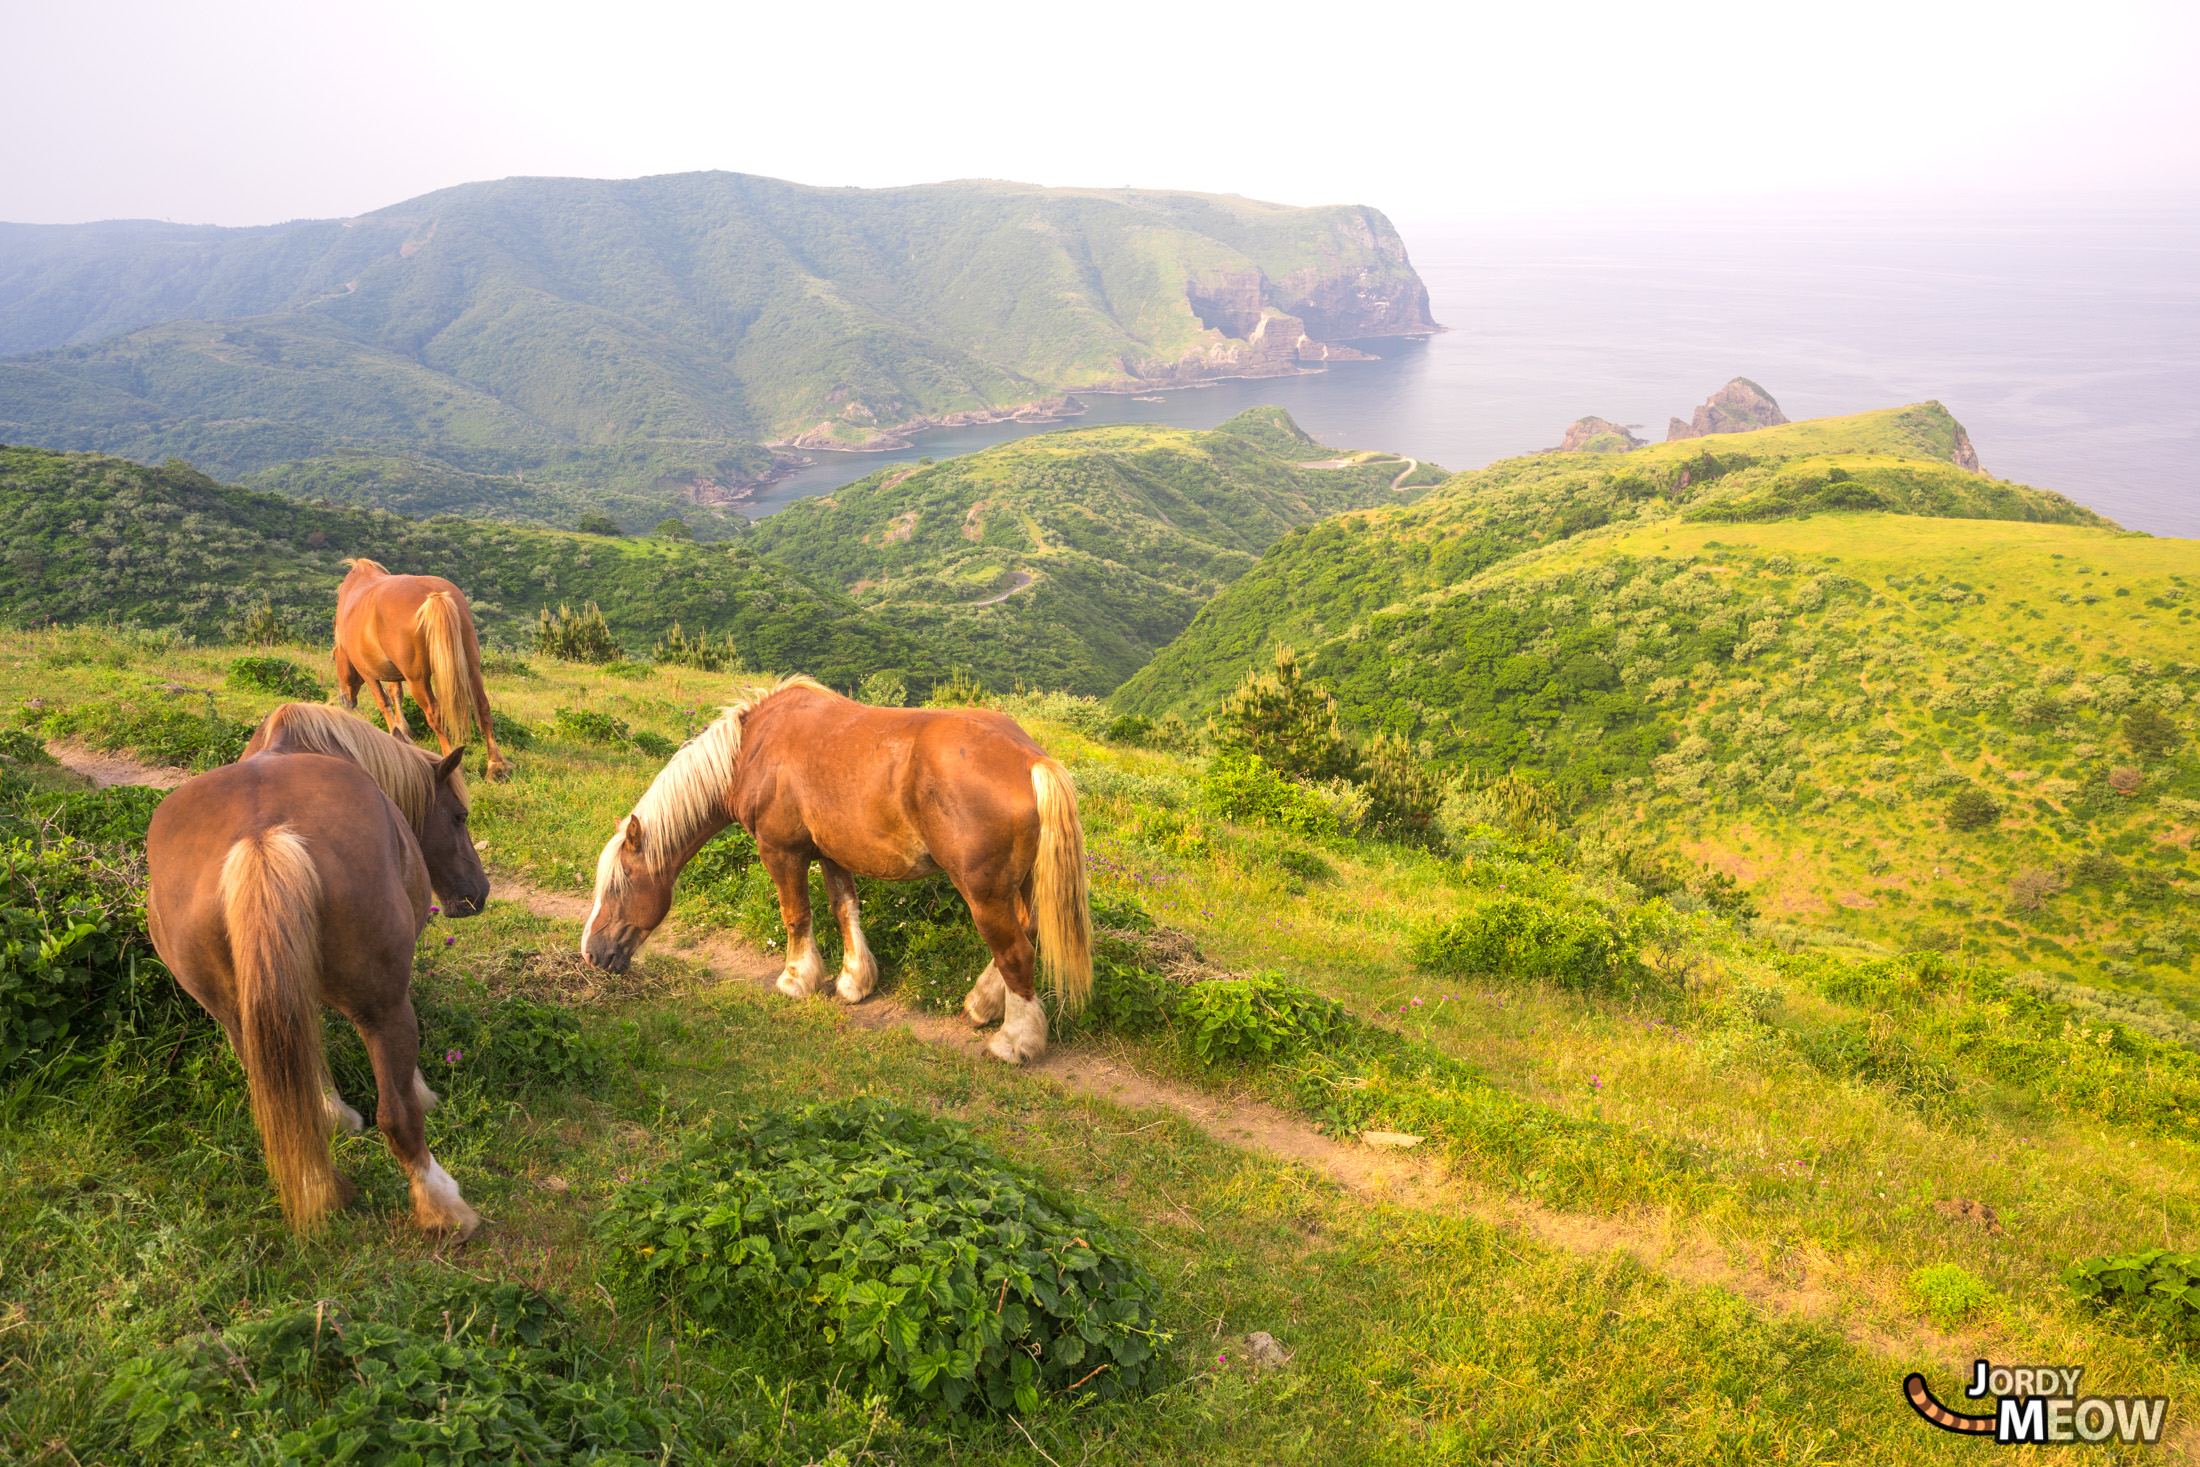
(1030, 758, 1092, 1014)
(220, 826, 341, 1230)
(412, 591, 477, 746)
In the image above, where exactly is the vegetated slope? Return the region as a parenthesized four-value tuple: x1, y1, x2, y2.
(0, 175, 1434, 516)
(0, 445, 937, 684)
(1111, 400, 2194, 987)
(1118, 402, 2108, 715)
(744, 413, 1430, 695)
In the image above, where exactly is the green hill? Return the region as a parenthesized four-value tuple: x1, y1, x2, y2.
(0, 445, 937, 686)
(743, 414, 1428, 695)
(0, 176, 1435, 521)
(1108, 402, 2195, 986)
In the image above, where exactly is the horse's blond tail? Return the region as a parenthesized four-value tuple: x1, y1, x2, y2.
(220, 826, 341, 1230)
(1030, 759, 1092, 1013)
(412, 591, 477, 746)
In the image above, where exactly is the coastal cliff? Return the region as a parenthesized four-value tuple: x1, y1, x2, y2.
(1667, 378, 1791, 440)
(1550, 417, 1646, 453)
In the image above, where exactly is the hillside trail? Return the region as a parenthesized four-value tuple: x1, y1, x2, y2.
(41, 742, 190, 789)
(497, 873, 1993, 1371)
(1388, 457, 1419, 490)
(967, 571, 1034, 606)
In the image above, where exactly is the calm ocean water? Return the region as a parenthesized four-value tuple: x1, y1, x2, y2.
(748, 202, 2200, 537)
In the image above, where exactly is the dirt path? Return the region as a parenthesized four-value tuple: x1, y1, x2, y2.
(496, 878, 1982, 1365)
(42, 742, 191, 789)
(1388, 457, 1419, 490)
(967, 571, 1034, 606)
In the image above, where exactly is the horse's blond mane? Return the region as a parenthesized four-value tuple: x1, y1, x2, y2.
(344, 557, 389, 575)
(625, 673, 832, 874)
(257, 702, 463, 829)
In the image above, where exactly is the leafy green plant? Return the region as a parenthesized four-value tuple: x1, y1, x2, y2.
(225, 654, 326, 700)
(927, 667, 989, 707)
(2065, 1249, 2200, 1346)
(1906, 1262, 1996, 1328)
(533, 601, 621, 663)
(1201, 750, 1337, 839)
(653, 517, 694, 540)
(32, 697, 252, 770)
(100, 1289, 667, 1464)
(1209, 645, 1357, 783)
(1946, 785, 2001, 831)
(490, 709, 536, 750)
(1412, 895, 1644, 992)
(413, 993, 611, 1095)
(553, 707, 631, 747)
(1, 834, 170, 1076)
(1103, 713, 1154, 746)
(602, 659, 652, 681)
(236, 596, 296, 647)
(632, 731, 676, 758)
(2127, 706, 2182, 761)
(1177, 973, 1352, 1067)
(857, 670, 909, 707)
(0, 729, 54, 768)
(574, 513, 625, 536)
(4, 785, 167, 846)
(600, 1099, 1171, 1415)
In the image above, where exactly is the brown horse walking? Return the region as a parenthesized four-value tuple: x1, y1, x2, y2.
(334, 558, 512, 780)
(146, 703, 491, 1235)
(581, 676, 1091, 1064)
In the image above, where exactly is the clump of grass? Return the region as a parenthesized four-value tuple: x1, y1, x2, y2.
(1906, 1262, 1996, 1328)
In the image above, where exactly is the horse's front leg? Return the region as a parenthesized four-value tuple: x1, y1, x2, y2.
(818, 857, 876, 1003)
(402, 675, 457, 756)
(365, 678, 411, 742)
(762, 845, 830, 998)
(969, 887, 1045, 1065)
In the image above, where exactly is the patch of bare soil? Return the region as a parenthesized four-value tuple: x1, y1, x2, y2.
(43, 742, 190, 789)
(497, 882, 1989, 1367)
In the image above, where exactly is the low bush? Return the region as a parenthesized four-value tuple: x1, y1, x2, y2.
(1, 833, 169, 1077)
(1412, 895, 1644, 992)
(224, 655, 326, 701)
(533, 602, 621, 664)
(1945, 785, 2001, 831)
(857, 670, 908, 707)
(553, 707, 631, 747)
(3, 785, 167, 846)
(600, 1099, 1171, 1414)
(1201, 750, 1337, 840)
(30, 698, 253, 770)
(2065, 1249, 2200, 1347)
(602, 659, 653, 681)
(411, 993, 612, 1096)
(632, 730, 676, 758)
(101, 1285, 670, 1464)
(490, 708, 536, 750)
(1789, 1018, 1968, 1114)
(1177, 974, 1352, 1067)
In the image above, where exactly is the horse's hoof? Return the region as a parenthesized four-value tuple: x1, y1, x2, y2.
(775, 971, 811, 999)
(836, 972, 875, 1004)
(985, 1028, 1043, 1065)
(486, 762, 514, 783)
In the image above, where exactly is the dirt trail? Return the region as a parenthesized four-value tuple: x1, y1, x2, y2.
(497, 878, 1984, 1365)
(966, 571, 1034, 607)
(1388, 457, 1419, 490)
(42, 742, 191, 789)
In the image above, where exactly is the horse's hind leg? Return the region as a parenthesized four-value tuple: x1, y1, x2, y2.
(365, 678, 411, 742)
(403, 674, 457, 756)
(968, 892, 1045, 1064)
(356, 997, 479, 1238)
(818, 858, 876, 1003)
(333, 645, 366, 710)
(763, 845, 830, 998)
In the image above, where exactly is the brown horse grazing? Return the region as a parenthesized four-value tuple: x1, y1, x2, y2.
(145, 702, 490, 1235)
(581, 676, 1091, 1064)
(334, 558, 512, 781)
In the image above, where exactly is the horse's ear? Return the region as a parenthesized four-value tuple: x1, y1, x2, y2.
(622, 815, 645, 853)
(435, 747, 466, 783)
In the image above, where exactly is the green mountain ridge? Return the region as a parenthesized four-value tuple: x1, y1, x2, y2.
(0, 445, 938, 687)
(0, 175, 1435, 523)
(744, 408, 1442, 695)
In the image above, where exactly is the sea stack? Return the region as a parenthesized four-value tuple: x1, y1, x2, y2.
(1667, 378, 1790, 441)
(1550, 417, 1646, 453)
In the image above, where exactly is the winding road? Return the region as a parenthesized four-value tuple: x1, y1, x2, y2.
(967, 571, 1034, 606)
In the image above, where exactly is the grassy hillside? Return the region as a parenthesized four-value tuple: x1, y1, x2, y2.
(744, 415, 1432, 695)
(1109, 402, 2200, 990)
(0, 445, 938, 685)
(9, 628, 2200, 1461)
(0, 175, 1434, 512)
(1118, 402, 2109, 714)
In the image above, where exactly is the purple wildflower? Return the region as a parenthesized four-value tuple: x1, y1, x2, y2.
(428, 905, 440, 916)
(445, 1048, 463, 1066)
(444, 936, 456, 946)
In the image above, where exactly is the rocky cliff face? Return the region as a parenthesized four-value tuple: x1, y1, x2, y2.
(1178, 254, 1436, 381)
(1952, 421, 1983, 473)
(1667, 378, 1790, 441)
(1551, 417, 1646, 453)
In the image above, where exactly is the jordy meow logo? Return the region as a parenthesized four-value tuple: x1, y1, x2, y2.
(1905, 1358, 2170, 1445)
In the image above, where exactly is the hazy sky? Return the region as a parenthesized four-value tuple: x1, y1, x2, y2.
(6, 0, 2197, 226)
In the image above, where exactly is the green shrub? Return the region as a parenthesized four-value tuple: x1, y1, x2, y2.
(1358, 729, 1444, 842)
(600, 1099, 1170, 1414)
(2127, 706, 2182, 761)
(1, 834, 169, 1076)
(395, 693, 432, 740)
(100, 1287, 667, 1464)
(631, 730, 676, 758)
(481, 652, 536, 678)
(225, 654, 325, 700)
(553, 707, 631, 747)
(533, 602, 621, 664)
(490, 708, 536, 750)
(2065, 1249, 2200, 1346)
(5, 786, 168, 846)
(648, 619, 741, 672)
(1104, 713, 1154, 746)
(1202, 750, 1337, 840)
(0, 729, 54, 767)
(1413, 895, 1642, 992)
(1177, 973, 1353, 1067)
(414, 994, 610, 1095)
(574, 512, 624, 536)
(235, 596, 297, 648)
(1946, 785, 2001, 831)
(1906, 1263, 1996, 1328)
(1209, 645, 1357, 784)
(857, 670, 909, 707)
(602, 659, 652, 681)
(653, 517, 694, 540)
(927, 667, 989, 707)
(1790, 1019, 1967, 1113)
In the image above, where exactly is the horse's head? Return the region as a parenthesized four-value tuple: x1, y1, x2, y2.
(419, 747, 491, 917)
(582, 814, 672, 973)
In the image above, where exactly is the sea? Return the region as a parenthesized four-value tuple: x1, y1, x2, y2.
(744, 201, 2200, 537)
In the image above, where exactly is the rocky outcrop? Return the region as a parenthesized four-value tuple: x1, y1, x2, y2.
(774, 396, 1087, 453)
(1666, 379, 1790, 441)
(1551, 417, 1645, 454)
(1952, 421, 1983, 473)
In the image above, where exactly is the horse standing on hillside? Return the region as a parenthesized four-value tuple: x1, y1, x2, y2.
(581, 676, 1091, 1064)
(145, 702, 492, 1236)
(333, 558, 513, 781)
